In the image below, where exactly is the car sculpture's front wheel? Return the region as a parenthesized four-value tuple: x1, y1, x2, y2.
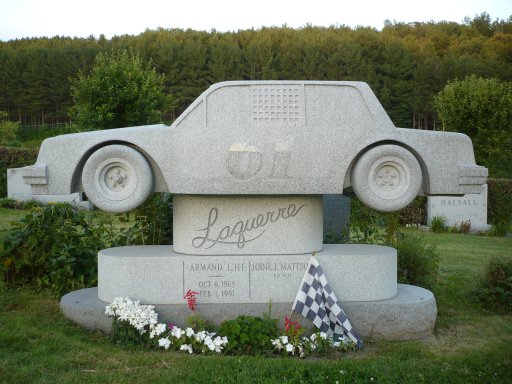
(351, 145, 422, 212)
(82, 145, 153, 212)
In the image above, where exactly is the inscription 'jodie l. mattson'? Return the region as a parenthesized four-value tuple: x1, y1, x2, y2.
(192, 203, 306, 249)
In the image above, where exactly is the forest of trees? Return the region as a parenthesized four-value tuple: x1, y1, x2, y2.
(0, 13, 511, 130)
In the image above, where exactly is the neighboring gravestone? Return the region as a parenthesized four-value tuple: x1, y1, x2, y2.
(323, 195, 350, 240)
(7, 168, 93, 209)
(427, 184, 491, 232)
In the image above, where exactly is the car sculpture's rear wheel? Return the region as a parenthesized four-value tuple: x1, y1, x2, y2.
(351, 145, 422, 212)
(82, 145, 153, 212)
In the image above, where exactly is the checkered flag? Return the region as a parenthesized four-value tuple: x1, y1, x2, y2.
(292, 256, 363, 348)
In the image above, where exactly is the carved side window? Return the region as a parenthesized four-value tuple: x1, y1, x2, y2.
(251, 86, 303, 124)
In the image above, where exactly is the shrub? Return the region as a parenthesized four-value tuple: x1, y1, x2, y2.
(430, 215, 447, 233)
(0, 146, 38, 198)
(0, 204, 123, 294)
(487, 178, 512, 236)
(16, 123, 77, 144)
(398, 196, 427, 226)
(350, 197, 440, 290)
(218, 315, 279, 355)
(396, 232, 440, 290)
(349, 198, 386, 244)
(132, 193, 173, 245)
(478, 256, 512, 310)
(0, 197, 42, 210)
(0, 112, 21, 147)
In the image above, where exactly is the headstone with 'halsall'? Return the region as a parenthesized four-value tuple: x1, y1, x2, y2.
(427, 184, 491, 232)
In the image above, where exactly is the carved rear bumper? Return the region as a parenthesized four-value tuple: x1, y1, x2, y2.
(459, 165, 488, 194)
(21, 165, 48, 194)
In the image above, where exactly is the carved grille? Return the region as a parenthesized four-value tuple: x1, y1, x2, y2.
(252, 86, 302, 123)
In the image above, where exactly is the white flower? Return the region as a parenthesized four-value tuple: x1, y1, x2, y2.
(180, 344, 193, 354)
(171, 326, 184, 339)
(212, 336, 227, 352)
(106, 297, 228, 355)
(158, 337, 171, 350)
(150, 323, 166, 338)
(285, 343, 295, 354)
(280, 335, 289, 344)
(195, 331, 207, 342)
(319, 332, 328, 340)
(298, 345, 305, 358)
(105, 297, 159, 336)
(310, 333, 318, 341)
(271, 338, 283, 351)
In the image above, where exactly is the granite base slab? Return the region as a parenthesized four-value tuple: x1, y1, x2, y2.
(61, 284, 436, 341)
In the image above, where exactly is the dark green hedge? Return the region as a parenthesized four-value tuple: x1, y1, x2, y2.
(0, 146, 38, 198)
(488, 178, 512, 234)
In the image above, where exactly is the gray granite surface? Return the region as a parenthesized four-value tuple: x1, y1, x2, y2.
(98, 244, 397, 304)
(22, 81, 487, 212)
(427, 184, 491, 232)
(173, 194, 323, 255)
(62, 284, 436, 341)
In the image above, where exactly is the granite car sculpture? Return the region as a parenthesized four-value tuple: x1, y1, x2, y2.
(22, 81, 487, 212)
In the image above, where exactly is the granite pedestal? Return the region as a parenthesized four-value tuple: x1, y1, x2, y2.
(61, 243, 437, 341)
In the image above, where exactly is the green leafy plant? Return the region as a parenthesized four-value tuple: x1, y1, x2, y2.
(487, 178, 512, 236)
(0, 198, 43, 210)
(133, 193, 173, 245)
(435, 76, 512, 178)
(218, 315, 279, 355)
(111, 317, 147, 346)
(106, 296, 228, 353)
(0, 112, 21, 148)
(349, 199, 387, 244)
(0, 146, 38, 198)
(272, 330, 355, 358)
(183, 288, 210, 331)
(69, 49, 173, 130)
(477, 256, 512, 311)
(398, 196, 427, 226)
(0, 204, 130, 294)
(430, 215, 447, 233)
(396, 232, 440, 290)
(323, 230, 348, 244)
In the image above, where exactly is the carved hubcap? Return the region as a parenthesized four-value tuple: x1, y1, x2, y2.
(371, 160, 408, 198)
(96, 160, 137, 200)
(105, 166, 129, 191)
(375, 164, 400, 190)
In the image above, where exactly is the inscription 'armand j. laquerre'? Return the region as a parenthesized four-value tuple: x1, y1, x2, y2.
(192, 203, 306, 249)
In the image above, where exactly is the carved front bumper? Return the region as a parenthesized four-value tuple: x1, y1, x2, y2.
(459, 165, 488, 194)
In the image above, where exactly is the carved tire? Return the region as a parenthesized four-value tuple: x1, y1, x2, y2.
(351, 145, 422, 212)
(82, 145, 153, 212)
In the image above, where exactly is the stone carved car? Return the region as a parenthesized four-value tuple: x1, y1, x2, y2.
(22, 81, 487, 212)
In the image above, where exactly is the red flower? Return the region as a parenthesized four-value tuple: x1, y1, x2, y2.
(284, 316, 301, 336)
(184, 289, 199, 311)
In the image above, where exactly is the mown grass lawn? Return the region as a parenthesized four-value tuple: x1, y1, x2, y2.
(0, 209, 511, 383)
